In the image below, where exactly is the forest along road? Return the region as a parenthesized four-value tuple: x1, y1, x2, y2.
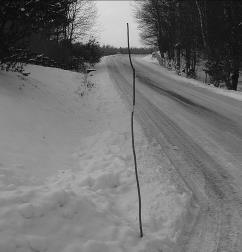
(104, 55, 242, 252)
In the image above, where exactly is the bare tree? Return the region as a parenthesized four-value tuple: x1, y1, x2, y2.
(135, 0, 201, 75)
(65, 0, 97, 43)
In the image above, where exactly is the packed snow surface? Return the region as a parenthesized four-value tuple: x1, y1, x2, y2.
(0, 61, 189, 252)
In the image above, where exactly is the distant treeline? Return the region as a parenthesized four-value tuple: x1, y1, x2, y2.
(100, 45, 153, 56)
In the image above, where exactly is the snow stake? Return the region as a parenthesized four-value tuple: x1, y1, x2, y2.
(127, 23, 143, 238)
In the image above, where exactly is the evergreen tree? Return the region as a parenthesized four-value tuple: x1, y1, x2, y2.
(0, 0, 73, 59)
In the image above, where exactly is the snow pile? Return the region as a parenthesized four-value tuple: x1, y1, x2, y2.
(142, 54, 159, 65)
(0, 131, 189, 252)
(0, 65, 95, 184)
(0, 61, 190, 252)
(143, 54, 242, 100)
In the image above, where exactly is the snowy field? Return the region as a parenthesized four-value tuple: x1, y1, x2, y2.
(0, 60, 189, 252)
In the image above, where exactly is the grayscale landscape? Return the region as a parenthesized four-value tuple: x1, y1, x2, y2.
(0, 1, 242, 251)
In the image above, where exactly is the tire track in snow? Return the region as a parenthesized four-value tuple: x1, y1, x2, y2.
(105, 55, 242, 252)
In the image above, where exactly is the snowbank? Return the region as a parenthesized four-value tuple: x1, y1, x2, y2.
(143, 54, 242, 101)
(0, 65, 95, 184)
(0, 61, 189, 252)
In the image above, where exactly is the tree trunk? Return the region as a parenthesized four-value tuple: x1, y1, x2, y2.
(195, 0, 207, 50)
(229, 2, 240, 91)
(231, 48, 240, 90)
(157, 36, 163, 62)
(185, 48, 191, 76)
(231, 69, 239, 91)
(224, 73, 232, 90)
(176, 46, 181, 73)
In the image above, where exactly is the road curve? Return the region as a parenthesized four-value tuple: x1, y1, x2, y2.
(103, 55, 242, 252)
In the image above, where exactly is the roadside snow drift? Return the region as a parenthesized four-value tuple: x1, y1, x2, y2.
(0, 61, 189, 252)
(143, 54, 242, 98)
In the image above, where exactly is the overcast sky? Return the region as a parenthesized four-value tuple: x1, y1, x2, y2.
(95, 1, 143, 48)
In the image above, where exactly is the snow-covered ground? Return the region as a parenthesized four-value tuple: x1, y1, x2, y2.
(143, 54, 242, 100)
(0, 60, 189, 252)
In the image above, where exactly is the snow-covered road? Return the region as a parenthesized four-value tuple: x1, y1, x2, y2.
(105, 55, 242, 252)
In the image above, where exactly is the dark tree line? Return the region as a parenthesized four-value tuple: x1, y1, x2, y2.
(0, 0, 100, 73)
(101, 45, 153, 56)
(135, 0, 242, 90)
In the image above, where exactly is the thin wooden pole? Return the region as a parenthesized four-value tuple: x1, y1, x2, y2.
(127, 23, 143, 238)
